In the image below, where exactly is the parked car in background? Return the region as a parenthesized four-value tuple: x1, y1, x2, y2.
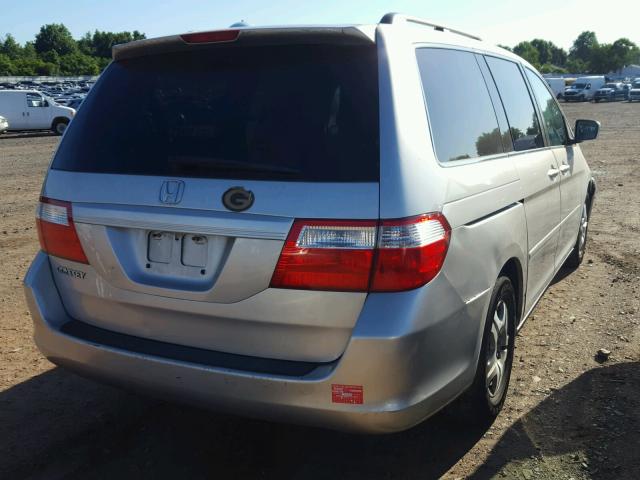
(65, 97, 84, 110)
(545, 77, 566, 99)
(0, 90, 75, 134)
(0, 115, 8, 133)
(629, 79, 640, 102)
(594, 83, 628, 102)
(563, 76, 606, 102)
(24, 15, 599, 433)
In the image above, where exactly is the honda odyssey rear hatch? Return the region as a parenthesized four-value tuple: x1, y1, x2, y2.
(41, 28, 380, 364)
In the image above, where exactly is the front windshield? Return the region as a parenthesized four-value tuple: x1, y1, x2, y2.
(633, 82, 640, 88)
(573, 83, 586, 89)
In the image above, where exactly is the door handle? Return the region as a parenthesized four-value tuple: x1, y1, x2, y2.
(547, 167, 560, 179)
(559, 164, 571, 174)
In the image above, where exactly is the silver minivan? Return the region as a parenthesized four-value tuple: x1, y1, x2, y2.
(24, 14, 598, 433)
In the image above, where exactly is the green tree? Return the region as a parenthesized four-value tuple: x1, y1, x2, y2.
(513, 41, 540, 67)
(77, 32, 94, 55)
(530, 39, 554, 65)
(590, 44, 616, 73)
(566, 58, 588, 73)
(569, 31, 598, 65)
(22, 42, 38, 59)
(610, 38, 640, 69)
(0, 53, 15, 75)
(34, 23, 77, 56)
(90, 30, 146, 58)
(40, 50, 60, 65)
(11, 57, 58, 75)
(59, 52, 99, 75)
(550, 45, 567, 66)
(1, 34, 22, 59)
(95, 56, 111, 71)
(587, 39, 639, 73)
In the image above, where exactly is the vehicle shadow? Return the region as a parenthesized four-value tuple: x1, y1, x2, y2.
(470, 362, 640, 479)
(2, 362, 637, 479)
(1, 366, 487, 480)
(550, 264, 577, 286)
(0, 131, 56, 140)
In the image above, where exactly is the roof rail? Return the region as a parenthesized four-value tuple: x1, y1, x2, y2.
(379, 13, 481, 41)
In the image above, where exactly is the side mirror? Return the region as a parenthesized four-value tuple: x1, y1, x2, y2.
(573, 119, 600, 143)
(43, 100, 49, 107)
(586, 84, 591, 90)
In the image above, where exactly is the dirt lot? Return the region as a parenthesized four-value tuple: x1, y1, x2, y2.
(1, 102, 639, 480)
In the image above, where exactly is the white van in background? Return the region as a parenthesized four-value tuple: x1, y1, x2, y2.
(545, 77, 566, 99)
(563, 76, 606, 102)
(0, 90, 75, 135)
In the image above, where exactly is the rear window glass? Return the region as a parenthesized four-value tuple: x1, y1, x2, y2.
(416, 48, 505, 163)
(53, 45, 379, 182)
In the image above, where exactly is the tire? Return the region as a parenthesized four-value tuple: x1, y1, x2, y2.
(565, 197, 590, 268)
(52, 119, 69, 136)
(459, 276, 517, 423)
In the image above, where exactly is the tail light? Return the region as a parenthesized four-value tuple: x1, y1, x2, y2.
(180, 30, 240, 44)
(36, 197, 88, 264)
(370, 215, 450, 292)
(270, 220, 377, 292)
(270, 214, 450, 292)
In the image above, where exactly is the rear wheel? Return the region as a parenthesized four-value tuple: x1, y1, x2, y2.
(52, 119, 69, 135)
(565, 198, 590, 268)
(460, 276, 516, 423)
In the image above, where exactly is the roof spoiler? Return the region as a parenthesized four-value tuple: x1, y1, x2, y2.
(112, 26, 375, 61)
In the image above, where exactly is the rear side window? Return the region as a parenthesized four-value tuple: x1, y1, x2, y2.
(53, 45, 379, 182)
(416, 48, 504, 163)
(485, 56, 543, 152)
(525, 69, 567, 146)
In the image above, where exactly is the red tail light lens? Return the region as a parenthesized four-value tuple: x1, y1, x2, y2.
(36, 197, 88, 264)
(370, 214, 450, 292)
(180, 30, 240, 44)
(270, 214, 450, 292)
(270, 220, 377, 291)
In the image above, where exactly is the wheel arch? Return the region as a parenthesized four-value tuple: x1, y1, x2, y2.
(51, 116, 70, 130)
(498, 257, 524, 326)
(587, 178, 597, 214)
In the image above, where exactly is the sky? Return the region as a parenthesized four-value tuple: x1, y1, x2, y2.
(1, 0, 638, 50)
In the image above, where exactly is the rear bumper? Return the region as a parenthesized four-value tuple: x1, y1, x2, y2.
(24, 251, 490, 433)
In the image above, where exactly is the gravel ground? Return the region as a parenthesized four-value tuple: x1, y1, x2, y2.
(0, 102, 638, 479)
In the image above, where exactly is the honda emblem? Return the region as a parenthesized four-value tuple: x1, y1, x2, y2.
(159, 180, 185, 204)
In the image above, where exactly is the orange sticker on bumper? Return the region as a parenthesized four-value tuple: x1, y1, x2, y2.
(331, 384, 364, 404)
